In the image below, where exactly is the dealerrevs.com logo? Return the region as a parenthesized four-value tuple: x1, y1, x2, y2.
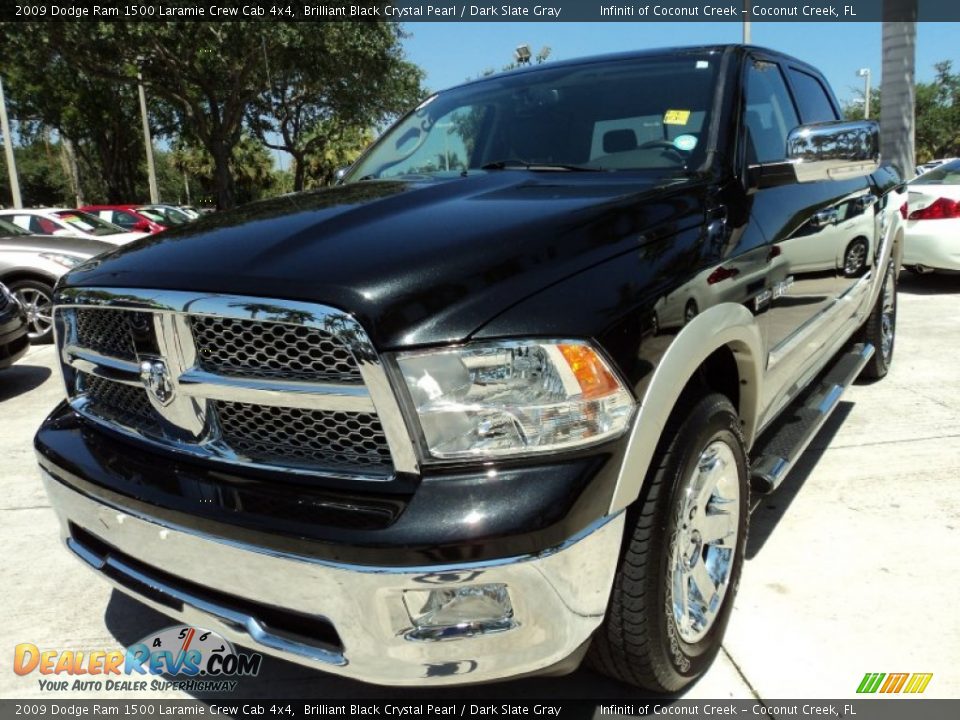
(13, 625, 262, 693)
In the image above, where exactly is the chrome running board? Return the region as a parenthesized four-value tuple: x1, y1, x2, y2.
(751, 343, 874, 494)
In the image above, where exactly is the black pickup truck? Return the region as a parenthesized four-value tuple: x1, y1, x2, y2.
(36, 45, 905, 692)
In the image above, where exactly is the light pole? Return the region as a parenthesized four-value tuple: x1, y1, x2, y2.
(857, 68, 872, 119)
(0, 75, 22, 208)
(743, 0, 751, 44)
(137, 61, 159, 204)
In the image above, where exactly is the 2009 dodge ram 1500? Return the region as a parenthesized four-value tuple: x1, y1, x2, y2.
(36, 45, 906, 692)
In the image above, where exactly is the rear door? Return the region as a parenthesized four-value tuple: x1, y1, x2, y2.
(744, 55, 877, 425)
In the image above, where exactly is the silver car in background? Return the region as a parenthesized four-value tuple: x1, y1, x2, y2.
(0, 218, 116, 343)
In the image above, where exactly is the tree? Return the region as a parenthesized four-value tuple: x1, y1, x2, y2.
(914, 61, 960, 161)
(171, 134, 277, 206)
(248, 23, 423, 191)
(477, 45, 552, 78)
(880, 1, 917, 177)
(9, 17, 423, 209)
(843, 59, 960, 164)
(0, 139, 72, 207)
(300, 122, 374, 188)
(0, 27, 152, 203)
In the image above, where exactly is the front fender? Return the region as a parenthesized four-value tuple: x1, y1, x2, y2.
(608, 302, 764, 513)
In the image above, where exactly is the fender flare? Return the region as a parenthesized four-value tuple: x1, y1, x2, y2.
(608, 302, 764, 513)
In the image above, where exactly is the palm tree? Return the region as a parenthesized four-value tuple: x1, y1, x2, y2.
(880, 0, 917, 177)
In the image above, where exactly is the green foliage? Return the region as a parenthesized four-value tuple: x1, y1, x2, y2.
(0, 24, 149, 203)
(301, 123, 374, 188)
(843, 60, 960, 163)
(914, 61, 960, 162)
(248, 23, 424, 191)
(0, 16, 424, 208)
(478, 45, 552, 78)
(0, 139, 73, 208)
(171, 135, 278, 205)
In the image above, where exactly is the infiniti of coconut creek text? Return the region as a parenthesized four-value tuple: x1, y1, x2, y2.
(11, 2, 869, 20)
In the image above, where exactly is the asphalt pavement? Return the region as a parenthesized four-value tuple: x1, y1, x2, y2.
(1, 272, 957, 704)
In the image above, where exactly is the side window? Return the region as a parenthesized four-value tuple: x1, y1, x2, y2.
(29, 215, 58, 234)
(744, 60, 799, 164)
(112, 210, 138, 229)
(10, 215, 32, 231)
(787, 69, 839, 123)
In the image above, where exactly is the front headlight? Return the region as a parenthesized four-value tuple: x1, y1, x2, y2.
(40, 252, 85, 268)
(395, 340, 635, 460)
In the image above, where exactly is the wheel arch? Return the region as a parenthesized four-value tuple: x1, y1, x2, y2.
(1, 270, 58, 290)
(608, 302, 763, 513)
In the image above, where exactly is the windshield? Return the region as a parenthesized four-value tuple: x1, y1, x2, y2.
(140, 205, 190, 225)
(912, 159, 960, 185)
(0, 218, 30, 237)
(54, 210, 125, 236)
(346, 53, 721, 182)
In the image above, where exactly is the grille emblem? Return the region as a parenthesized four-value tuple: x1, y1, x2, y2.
(140, 357, 174, 406)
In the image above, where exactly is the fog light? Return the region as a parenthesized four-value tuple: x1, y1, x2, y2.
(403, 584, 515, 641)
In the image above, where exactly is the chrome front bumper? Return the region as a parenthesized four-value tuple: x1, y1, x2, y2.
(42, 470, 625, 686)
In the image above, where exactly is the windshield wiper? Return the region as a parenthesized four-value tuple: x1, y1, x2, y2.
(480, 159, 602, 172)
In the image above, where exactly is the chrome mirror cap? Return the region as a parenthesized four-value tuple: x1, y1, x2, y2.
(787, 119, 881, 182)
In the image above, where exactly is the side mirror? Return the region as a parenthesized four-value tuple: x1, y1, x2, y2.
(750, 120, 880, 189)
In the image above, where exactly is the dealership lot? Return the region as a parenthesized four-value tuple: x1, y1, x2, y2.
(2, 273, 958, 703)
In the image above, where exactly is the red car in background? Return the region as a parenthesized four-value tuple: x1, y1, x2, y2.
(80, 205, 167, 234)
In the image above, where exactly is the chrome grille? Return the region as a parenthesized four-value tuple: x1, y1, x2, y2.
(79, 372, 163, 437)
(215, 401, 392, 472)
(55, 289, 416, 480)
(75, 308, 148, 361)
(190, 315, 362, 383)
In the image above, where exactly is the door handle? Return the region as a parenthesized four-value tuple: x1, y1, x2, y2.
(811, 208, 839, 228)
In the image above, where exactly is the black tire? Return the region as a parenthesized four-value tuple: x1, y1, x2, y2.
(8, 279, 55, 344)
(588, 393, 749, 692)
(858, 258, 897, 380)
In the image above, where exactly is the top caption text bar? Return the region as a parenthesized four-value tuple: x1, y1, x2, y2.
(3, 0, 949, 22)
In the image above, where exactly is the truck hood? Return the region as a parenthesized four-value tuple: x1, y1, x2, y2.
(63, 172, 703, 348)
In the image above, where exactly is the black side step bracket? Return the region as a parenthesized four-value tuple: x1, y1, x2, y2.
(750, 343, 874, 494)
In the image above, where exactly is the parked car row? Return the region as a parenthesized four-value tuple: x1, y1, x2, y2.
(0, 218, 115, 343)
(81, 203, 197, 234)
(0, 203, 204, 368)
(0, 202, 200, 245)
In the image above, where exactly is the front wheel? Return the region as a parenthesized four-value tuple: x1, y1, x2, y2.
(9, 279, 55, 344)
(588, 393, 749, 692)
(858, 259, 897, 380)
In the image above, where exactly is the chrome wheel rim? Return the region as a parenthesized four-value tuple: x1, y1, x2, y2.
(671, 439, 740, 644)
(844, 242, 866, 275)
(15, 287, 53, 340)
(880, 263, 896, 363)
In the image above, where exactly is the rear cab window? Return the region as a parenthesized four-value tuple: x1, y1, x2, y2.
(786, 68, 839, 123)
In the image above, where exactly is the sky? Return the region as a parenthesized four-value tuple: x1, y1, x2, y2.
(400, 21, 958, 106)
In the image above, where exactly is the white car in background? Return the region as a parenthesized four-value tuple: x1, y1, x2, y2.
(905, 158, 960, 273)
(0, 208, 146, 245)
